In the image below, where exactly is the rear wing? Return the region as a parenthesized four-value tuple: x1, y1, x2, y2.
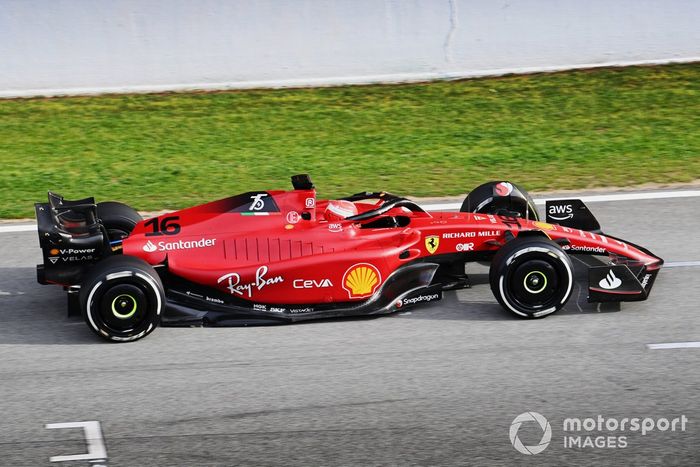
(35, 192, 107, 285)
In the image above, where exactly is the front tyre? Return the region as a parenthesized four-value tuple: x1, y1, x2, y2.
(460, 181, 539, 220)
(79, 256, 164, 342)
(489, 236, 573, 318)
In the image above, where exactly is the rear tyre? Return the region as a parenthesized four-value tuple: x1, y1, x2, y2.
(97, 201, 142, 241)
(489, 236, 573, 318)
(460, 181, 539, 220)
(79, 256, 164, 342)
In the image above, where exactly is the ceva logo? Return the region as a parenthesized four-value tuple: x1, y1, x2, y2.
(598, 269, 622, 290)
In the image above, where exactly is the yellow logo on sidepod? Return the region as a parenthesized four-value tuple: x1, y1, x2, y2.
(425, 235, 440, 254)
(343, 263, 381, 298)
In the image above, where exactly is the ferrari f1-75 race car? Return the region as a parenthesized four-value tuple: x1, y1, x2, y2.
(35, 175, 663, 342)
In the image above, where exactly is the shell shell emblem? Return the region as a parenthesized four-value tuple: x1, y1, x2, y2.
(534, 221, 555, 231)
(342, 263, 382, 299)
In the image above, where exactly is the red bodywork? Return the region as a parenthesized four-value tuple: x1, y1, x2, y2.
(121, 188, 662, 306)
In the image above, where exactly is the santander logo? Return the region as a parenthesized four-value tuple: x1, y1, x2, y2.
(598, 269, 622, 290)
(142, 238, 216, 252)
(142, 240, 157, 252)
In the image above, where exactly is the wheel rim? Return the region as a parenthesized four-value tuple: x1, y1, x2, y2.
(96, 283, 150, 333)
(111, 294, 138, 319)
(523, 270, 547, 294)
(507, 257, 563, 311)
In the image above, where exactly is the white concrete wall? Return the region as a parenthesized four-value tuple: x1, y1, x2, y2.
(1, 0, 699, 97)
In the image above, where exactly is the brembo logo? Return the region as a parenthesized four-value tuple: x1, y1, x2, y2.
(640, 274, 652, 289)
(599, 269, 622, 290)
(549, 204, 574, 221)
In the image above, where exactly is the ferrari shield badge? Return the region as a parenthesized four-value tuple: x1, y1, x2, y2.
(425, 235, 440, 254)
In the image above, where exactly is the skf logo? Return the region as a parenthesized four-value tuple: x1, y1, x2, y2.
(425, 235, 440, 254)
(343, 263, 381, 298)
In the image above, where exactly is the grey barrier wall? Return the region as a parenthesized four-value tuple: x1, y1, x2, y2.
(1, 0, 699, 97)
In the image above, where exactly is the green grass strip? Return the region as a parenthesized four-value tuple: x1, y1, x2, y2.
(1, 63, 698, 218)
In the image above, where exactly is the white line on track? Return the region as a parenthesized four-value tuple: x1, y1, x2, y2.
(45, 421, 107, 463)
(647, 342, 700, 350)
(0, 224, 36, 233)
(663, 261, 700, 268)
(1, 189, 699, 234)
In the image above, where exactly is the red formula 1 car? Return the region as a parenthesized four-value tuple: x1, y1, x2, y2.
(35, 175, 663, 342)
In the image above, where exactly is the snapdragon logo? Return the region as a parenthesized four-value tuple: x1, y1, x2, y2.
(509, 412, 552, 455)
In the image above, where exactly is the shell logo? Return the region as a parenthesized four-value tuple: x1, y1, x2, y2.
(533, 221, 555, 231)
(342, 263, 382, 299)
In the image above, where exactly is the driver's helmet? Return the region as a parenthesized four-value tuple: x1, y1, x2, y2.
(324, 200, 358, 222)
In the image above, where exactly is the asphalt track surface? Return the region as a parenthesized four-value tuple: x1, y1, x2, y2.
(1, 191, 699, 466)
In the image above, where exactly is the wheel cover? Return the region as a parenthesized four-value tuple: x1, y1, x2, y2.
(504, 254, 569, 314)
(111, 294, 138, 319)
(93, 282, 152, 334)
(523, 270, 548, 294)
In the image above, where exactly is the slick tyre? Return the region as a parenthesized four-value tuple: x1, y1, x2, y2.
(79, 256, 164, 342)
(96, 201, 142, 241)
(460, 181, 539, 220)
(489, 236, 573, 318)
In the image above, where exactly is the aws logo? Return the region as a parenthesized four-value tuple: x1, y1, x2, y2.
(342, 263, 381, 299)
(548, 203, 574, 221)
